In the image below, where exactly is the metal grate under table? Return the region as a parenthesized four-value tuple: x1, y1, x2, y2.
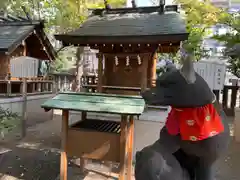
(71, 119, 121, 134)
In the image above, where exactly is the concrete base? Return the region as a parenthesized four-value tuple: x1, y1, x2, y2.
(0, 94, 54, 114)
(234, 108, 240, 142)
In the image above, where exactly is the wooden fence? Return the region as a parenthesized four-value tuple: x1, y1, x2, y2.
(213, 85, 239, 116)
(53, 75, 75, 92)
(81, 75, 240, 116)
(0, 78, 55, 97)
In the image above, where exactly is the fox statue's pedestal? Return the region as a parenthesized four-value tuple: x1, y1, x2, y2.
(234, 108, 240, 142)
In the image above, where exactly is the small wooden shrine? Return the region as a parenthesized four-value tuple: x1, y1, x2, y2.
(0, 13, 56, 96)
(0, 13, 56, 80)
(55, 4, 188, 95)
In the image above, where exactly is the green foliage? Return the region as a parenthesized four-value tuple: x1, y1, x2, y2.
(158, 53, 179, 63)
(50, 57, 68, 73)
(0, 107, 20, 138)
(1, 0, 125, 73)
(172, 0, 225, 62)
(156, 67, 165, 76)
(213, 12, 240, 77)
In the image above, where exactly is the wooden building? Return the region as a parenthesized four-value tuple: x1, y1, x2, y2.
(0, 13, 56, 80)
(0, 14, 56, 96)
(55, 4, 188, 95)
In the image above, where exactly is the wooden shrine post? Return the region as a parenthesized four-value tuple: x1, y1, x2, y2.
(151, 53, 157, 87)
(60, 110, 69, 180)
(127, 115, 134, 179)
(21, 78, 27, 138)
(119, 115, 128, 180)
(141, 54, 150, 92)
(97, 53, 103, 93)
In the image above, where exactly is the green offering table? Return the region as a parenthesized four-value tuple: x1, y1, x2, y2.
(41, 92, 145, 180)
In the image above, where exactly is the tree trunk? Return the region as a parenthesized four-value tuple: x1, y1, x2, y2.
(73, 46, 84, 92)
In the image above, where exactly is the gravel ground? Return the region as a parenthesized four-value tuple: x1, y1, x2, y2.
(0, 115, 239, 180)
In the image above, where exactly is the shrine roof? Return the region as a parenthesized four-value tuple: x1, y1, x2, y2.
(55, 5, 188, 45)
(0, 14, 56, 59)
(41, 92, 145, 115)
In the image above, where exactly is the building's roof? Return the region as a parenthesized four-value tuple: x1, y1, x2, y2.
(0, 14, 56, 59)
(226, 43, 240, 57)
(55, 5, 188, 45)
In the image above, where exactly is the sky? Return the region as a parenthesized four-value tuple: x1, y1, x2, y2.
(137, 0, 153, 6)
(126, 0, 175, 7)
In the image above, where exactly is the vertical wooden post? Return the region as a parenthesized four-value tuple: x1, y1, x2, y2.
(151, 53, 157, 87)
(45, 82, 49, 92)
(22, 40, 27, 56)
(119, 115, 128, 180)
(6, 80, 11, 97)
(141, 54, 149, 92)
(231, 86, 238, 116)
(80, 111, 87, 173)
(21, 78, 27, 138)
(97, 53, 103, 93)
(52, 77, 57, 93)
(58, 76, 61, 91)
(222, 86, 228, 109)
(213, 90, 220, 102)
(60, 110, 69, 180)
(6, 54, 11, 81)
(32, 83, 36, 93)
(127, 115, 134, 179)
(37, 82, 41, 92)
(64, 76, 67, 91)
(51, 79, 57, 121)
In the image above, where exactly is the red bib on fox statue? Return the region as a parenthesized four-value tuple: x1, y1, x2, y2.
(139, 50, 230, 180)
(166, 104, 224, 141)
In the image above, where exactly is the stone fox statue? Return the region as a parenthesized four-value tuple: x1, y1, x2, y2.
(138, 54, 230, 180)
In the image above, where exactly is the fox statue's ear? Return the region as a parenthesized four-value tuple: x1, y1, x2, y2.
(180, 53, 196, 84)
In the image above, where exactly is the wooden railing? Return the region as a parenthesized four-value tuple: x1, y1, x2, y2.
(80, 75, 156, 93)
(213, 85, 239, 116)
(0, 78, 55, 97)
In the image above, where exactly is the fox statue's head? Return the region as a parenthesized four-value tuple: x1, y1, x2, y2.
(141, 52, 215, 108)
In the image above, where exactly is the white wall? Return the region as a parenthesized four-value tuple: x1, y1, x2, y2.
(0, 94, 54, 125)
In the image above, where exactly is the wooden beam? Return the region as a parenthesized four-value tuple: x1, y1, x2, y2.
(119, 115, 128, 180)
(97, 53, 103, 93)
(22, 40, 27, 56)
(151, 53, 157, 87)
(6, 80, 11, 96)
(21, 78, 27, 138)
(80, 110, 87, 173)
(6, 55, 11, 80)
(141, 54, 150, 92)
(103, 52, 151, 57)
(127, 115, 134, 179)
(60, 110, 69, 180)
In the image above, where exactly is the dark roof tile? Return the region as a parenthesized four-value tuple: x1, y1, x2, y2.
(0, 25, 34, 50)
(56, 6, 188, 44)
(0, 14, 56, 59)
(69, 11, 186, 37)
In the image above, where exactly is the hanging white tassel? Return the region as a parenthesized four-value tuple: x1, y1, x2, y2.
(137, 55, 141, 65)
(115, 56, 119, 66)
(126, 56, 130, 66)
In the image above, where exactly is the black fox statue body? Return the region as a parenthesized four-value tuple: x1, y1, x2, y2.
(136, 54, 230, 180)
